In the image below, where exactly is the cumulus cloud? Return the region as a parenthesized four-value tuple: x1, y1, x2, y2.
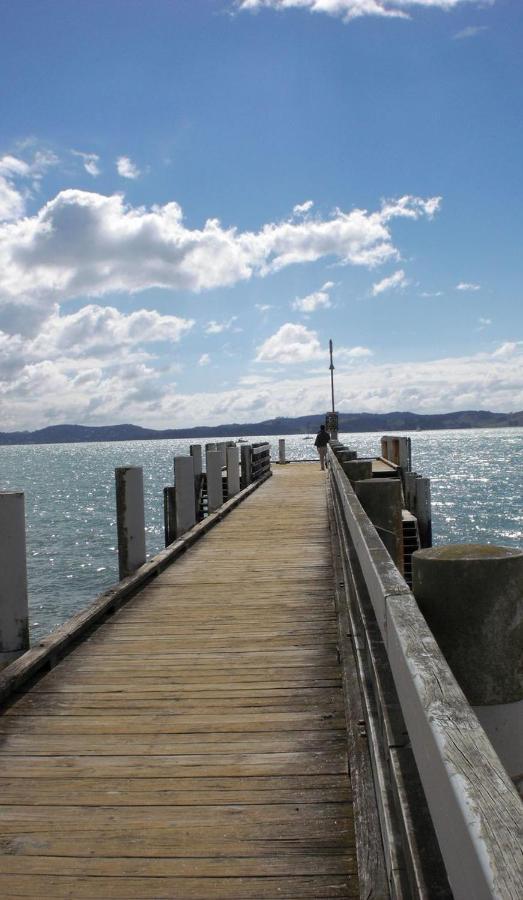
(256, 323, 323, 363)
(205, 316, 239, 334)
(372, 268, 409, 296)
(72, 150, 101, 177)
(256, 322, 372, 365)
(236, 0, 483, 24)
(116, 156, 141, 179)
(198, 353, 211, 366)
(292, 281, 334, 313)
(0, 190, 440, 335)
(0, 150, 59, 222)
(453, 25, 488, 39)
(456, 281, 480, 291)
(293, 200, 314, 215)
(492, 341, 520, 358)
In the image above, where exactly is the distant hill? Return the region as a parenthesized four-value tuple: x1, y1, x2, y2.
(0, 410, 522, 446)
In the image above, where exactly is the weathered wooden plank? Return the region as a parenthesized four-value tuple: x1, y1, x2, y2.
(0, 464, 356, 899)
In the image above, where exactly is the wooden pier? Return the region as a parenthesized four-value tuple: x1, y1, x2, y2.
(0, 441, 521, 900)
(0, 464, 358, 898)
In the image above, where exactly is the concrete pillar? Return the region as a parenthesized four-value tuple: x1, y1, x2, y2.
(226, 446, 240, 498)
(216, 442, 227, 467)
(190, 444, 202, 477)
(342, 459, 373, 485)
(380, 436, 389, 459)
(278, 439, 286, 464)
(174, 456, 196, 537)
(386, 436, 394, 463)
(339, 450, 357, 464)
(0, 492, 30, 665)
(240, 444, 252, 490)
(412, 544, 523, 786)
(398, 437, 411, 472)
(355, 478, 403, 570)
(115, 467, 146, 580)
(205, 443, 217, 469)
(207, 450, 223, 513)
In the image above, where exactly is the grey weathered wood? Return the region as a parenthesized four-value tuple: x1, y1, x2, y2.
(0, 473, 271, 711)
(174, 456, 196, 537)
(241, 444, 253, 489)
(327, 445, 523, 900)
(0, 493, 30, 665)
(226, 446, 240, 498)
(207, 451, 223, 513)
(163, 486, 176, 547)
(115, 466, 146, 580)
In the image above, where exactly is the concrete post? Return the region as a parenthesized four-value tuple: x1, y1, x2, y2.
(240, 444, 252, 490)
(339, 450, 357, 464)
(0, 493, 30, 665)
(190, 444, 202, 477)
(226, 446, 240, 498)
(163, 486, 176, 547)
(207, 450, 223, 513)
(115, 467, 146, 580)
(278, 439, 286, 464)
(205, 443, 217, 469)
(216, 442, 227, 467)
(412, 544, 523, 787)
(174, 456, 196, 537)
(342, 459, 373, 485)
(398, 437, 411, 472)
(354, 478, 403, 570)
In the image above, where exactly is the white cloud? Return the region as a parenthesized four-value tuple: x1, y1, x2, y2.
(236, 0, 483, 24)
(0, 150, 59, 222)
(419, 290, 443, 298)
(453, 25, 488, 39)
(205, 316, 238, 334)
(0, 190, 440, 335)
(256, 323, 323, 364)
(292, 281, 334, 313)
(293, 200, 314, 215)
(255, 303, 272, 312)
(372, 268, 409, 296)
(478, 317, 492, 326)
(338, 345, 373, 359)
(492, 341, 520, 358)
(116, 156, 141, 179)
(72, 150, 101, 177)
(456, 281, 481, 291)
(198, 353, 211, 366)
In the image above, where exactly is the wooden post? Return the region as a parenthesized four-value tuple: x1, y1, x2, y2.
(278, 439, 286, 464)
(163, 486, 176, 547)
(0, 492, 30, 665)
(226, 446, 240, 498)
(398, 437, 411, 472)
(206, 450, 223, 513)
(415, 476, 432, 548)
(190, 444, 203, 519)
(216, 442, 227, 467)
(115, 467, 146, 580)
(240, 444, 252, 490)
(380, 436, 388, 459)
(174, 456, 196, 537)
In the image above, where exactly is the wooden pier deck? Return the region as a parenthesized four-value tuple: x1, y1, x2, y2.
(0, 464, 357, 898)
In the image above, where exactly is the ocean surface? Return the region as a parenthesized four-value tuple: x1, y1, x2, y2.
(0, 428, 521, 642)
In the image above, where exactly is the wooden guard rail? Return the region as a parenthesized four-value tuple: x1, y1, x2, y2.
(327, 444, 523, 900)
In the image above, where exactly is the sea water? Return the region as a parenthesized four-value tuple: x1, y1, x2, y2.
(0, 428, 521, 642)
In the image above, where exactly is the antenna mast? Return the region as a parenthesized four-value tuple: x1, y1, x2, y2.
(329, 339, 335, 413)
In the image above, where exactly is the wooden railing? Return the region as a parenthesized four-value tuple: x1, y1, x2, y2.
(327, 443, 523, 900)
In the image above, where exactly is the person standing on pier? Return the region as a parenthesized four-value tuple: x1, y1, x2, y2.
(314, 424, 330, 470)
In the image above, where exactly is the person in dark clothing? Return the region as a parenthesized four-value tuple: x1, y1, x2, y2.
(314, 424, 330, 470)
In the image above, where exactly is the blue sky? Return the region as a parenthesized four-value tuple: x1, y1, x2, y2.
(0, 0, 521, 429)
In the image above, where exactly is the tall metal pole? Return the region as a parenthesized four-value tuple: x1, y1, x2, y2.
(329, 339, 335, 413)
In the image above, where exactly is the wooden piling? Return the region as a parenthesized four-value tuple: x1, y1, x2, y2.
(115, 467, 146, 580)
(0, 492, 30, 665)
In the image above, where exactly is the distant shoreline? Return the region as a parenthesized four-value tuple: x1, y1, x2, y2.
(0, 410, 521, 447)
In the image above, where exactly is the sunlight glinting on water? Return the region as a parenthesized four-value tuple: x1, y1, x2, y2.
(0, 427, 520, 641)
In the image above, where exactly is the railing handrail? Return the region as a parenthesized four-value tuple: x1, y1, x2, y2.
(328, 445, 523, 900)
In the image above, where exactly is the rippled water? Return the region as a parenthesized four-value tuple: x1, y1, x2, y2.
(0, 428, 520, 641)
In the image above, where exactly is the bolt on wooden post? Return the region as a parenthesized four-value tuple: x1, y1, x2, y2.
(0, 492, 30, 665)
(115, 466, 146, 580)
